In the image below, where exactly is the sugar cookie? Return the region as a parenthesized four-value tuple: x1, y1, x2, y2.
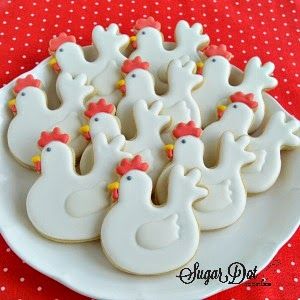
(116, 56, 202, 143)
(156, 121, 255, 230)
(202, 98, 300, 193)
(80, 98, 170, 185)
(7, 73, 94, 167)
(101, 155, 208, 275)
(193, 46, 278, 132)
(49, 24, 129, 105)
(27, 127, 131, 242)
(130, 17, 209, 93)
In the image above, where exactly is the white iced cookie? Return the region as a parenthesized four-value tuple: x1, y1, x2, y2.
(101, 155, 208, 275)
(7, 73, 94, 167)
(80, 98, 170, 185)
(116, 56, 202, 143)
(203, 96, 300, 193)
(129, 17, 209, 93)
(27, 127, 131, 242)
(202, 92, 259, 166)
(156, 121, 255, 230)
(48, 25, 130, 105)
(193, 44, 278, 132)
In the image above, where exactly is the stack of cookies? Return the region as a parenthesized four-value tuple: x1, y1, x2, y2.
(6, 17, 300, 275)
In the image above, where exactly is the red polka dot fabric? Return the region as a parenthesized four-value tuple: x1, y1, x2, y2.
(0, 0, 299, 299)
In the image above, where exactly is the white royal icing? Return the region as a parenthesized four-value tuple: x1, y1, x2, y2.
(193, 56, 278, 132)
(7, 72, 94, 167)
(26, 132, 132, 242)
(116, 57, 202, 143)
(156, 129, 255, 230)
(101, 164, 208, 275)
(54, 24, 129, 105)
(80, 100, 170, 185)
(202, 103, 300, 193)
(131, 19, 209, 93)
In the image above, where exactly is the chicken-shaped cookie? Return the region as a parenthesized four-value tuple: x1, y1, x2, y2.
(7, 73, 93, 167)
(156, 121, 255, 230)
(80, 99, 170, 185)
(27, 127, 131, 242)
(129, 17, 209, 93)
(101, 155, 208, 275)
(116, 56, 202, 143)
(193, 45, 278, 132)
(202, 95, 300, 193)
(48, 25, 129, 105)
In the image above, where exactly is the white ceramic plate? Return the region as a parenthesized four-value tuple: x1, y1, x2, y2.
(0, 51, 299, 300)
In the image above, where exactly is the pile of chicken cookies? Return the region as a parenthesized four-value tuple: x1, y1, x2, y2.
(6, 17, 300, 275)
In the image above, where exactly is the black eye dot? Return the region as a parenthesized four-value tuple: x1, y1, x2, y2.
(233, 104, 238, 109)
(181, 139, 186, 144)
(46, 147, 51, 152)
(59, 48, 64, 52)
(94, 117, 99, 122)
(131, 73, 136, 78)
(21, 92, 26, 96)
(142, 31, 146, 35)
(212, 58, 216, 62)
(126, 175, 132, 181)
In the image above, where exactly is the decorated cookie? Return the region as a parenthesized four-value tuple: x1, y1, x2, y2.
(101, 155, 208, 275)
(156, 121, 255, 230)
(49, 24, 129, 105)
(203, 99, 300, 193)
(116, 56, 202, 143)
(130, 17, 209, 93)
(7, 73, 94, 167)
(192, 46, 278, 132)
(80, 98, 170, 185)
(27, 127, 131, 242)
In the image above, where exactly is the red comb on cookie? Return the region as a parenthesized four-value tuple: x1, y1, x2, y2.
(173, 121, 202, 138)
(203, 44, 233, 61)
(116, 155, 149, 176)
(84, 99, 115, 119)
(48, 32, 76, 55)
(121, 56, 150, 74)
(230, 92, 258, 109)
(13, 75, 41, 94)
(134, 17, 161, 31)
(38, 127, 70, 148)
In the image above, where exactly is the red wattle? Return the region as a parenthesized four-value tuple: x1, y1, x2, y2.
(112, 189, 119, 202)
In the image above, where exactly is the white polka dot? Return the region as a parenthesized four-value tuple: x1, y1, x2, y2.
(20, 277, 25, 282)
(279, 286, 284, 291)
(0, 287, 5, 292)
(294, 278, 299, 282)
(6, 248, 10, 252)
(291, 261, 296, 266)
(37, 286, 42, 291)
(3, 268, 8, 272)
(276, 269, 281, 273)
(246, 286, 251, 291)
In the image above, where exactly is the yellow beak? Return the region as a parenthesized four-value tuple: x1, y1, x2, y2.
(130, 36, 137, 49)
(8, 98, 17, 114)
(116, 79, 126, 94)
(164, 144, 174, 159)
(48, 56, 61, 73)
(31, 155, 41, 173)
(107, 182, 120, 202)
(80, 125, 91, 140)
(196, 61, 204, 74)
(217, 105, 227, 119)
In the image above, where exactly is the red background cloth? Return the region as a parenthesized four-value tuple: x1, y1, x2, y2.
(0, 0, 299, 299)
